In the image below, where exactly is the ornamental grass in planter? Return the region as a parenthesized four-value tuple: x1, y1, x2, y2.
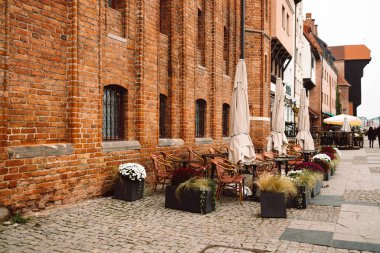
(165, 167, 216, 214)
(287, 170, 314, 209)
(114, 163, 146, 201)
(255, 172, 297, 218)
(294, 162, 324, 197)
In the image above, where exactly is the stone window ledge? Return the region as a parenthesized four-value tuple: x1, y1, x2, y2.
(158, 138, 185, 147)
(102, 140, 141, 153)
(195, 137, 213, 145)
(107, 33, 127, 43)
(7, 143, 74, 159)
(222, 137, 231, 143)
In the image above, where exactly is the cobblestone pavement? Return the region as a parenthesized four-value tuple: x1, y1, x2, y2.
(0, 143, 379, 253)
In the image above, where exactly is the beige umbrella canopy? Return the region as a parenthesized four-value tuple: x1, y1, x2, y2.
(267, 78, 288, 155)
(229, 59, 255, 164)
(323, 114, 362, 126)
(296, 88, 315, 150)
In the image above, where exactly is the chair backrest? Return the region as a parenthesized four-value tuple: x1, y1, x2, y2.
(160, 151, 181, 163)
(188, 146, 206, 164)
(150, 154, 174, 176)
(263, 151, 277, 160)
(255, 153, 265, 162)
(212, 157, 238, 178)
(209, 146, 228, 154)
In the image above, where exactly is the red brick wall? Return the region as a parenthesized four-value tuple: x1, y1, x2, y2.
(0, 0, 241, 212)
(339, 85, 350, 114)
(309, 58, 322, 131)
(6, 0, 69, 146)
(246, 0, 271, 150)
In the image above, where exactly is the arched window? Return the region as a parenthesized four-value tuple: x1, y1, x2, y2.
(103, 85, 126, 141)
(195, 99, 206, 137)
(222, 103, 230, 137)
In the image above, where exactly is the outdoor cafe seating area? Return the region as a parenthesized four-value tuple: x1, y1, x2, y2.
(150, 144, 316, 201)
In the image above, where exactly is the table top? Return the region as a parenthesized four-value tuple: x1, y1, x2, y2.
(301, 150, 316, 153)
(202, 153, 228, 158)
(274, 156, 297, 162)
(172, 158, 202, 163)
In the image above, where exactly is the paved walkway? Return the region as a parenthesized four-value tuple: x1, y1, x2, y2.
(1, 142, 380, 253)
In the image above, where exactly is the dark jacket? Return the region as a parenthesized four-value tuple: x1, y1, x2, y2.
(368, 127, 376, 140)
(377, 127, 380, 137)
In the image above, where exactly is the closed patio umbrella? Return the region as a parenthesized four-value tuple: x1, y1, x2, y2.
(267, 78, 288, 155)
(341, 117, 351, 132)
(229, 59, 255, 164)
(323, 114, 361, 127)
(296, 88, 315, 150)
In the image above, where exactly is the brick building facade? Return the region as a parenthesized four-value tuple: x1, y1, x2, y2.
(303, 13, 337, 131)
(0, 0, 249, 211)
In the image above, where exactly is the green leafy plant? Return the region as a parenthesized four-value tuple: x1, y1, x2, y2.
(255, 172, 297, 199)
(287, 170, 315, 189)
(11, 213, 30, 224)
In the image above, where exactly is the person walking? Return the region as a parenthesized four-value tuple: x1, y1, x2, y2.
(377, 127, 380, 148)
(367, 127, 376, 148)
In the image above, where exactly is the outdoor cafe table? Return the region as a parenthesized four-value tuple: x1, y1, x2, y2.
(202, 153, 229, 179)
(300, 150, 316, 162)
(274, 156, 297, 175)
(171, 158, 203, 168)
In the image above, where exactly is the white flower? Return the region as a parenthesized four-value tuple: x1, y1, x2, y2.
(118, 163, 146, 181)
(312, 154, 331, 162)
(333, 147, 341, 157)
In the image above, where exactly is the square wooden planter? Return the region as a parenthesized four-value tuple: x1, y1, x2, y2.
(311, 179, 323, 198)
(260, 191, 286, 218)
(114, 177, 144, 201)
(287, 185, 311, 209)
(165, 185, 215, 214)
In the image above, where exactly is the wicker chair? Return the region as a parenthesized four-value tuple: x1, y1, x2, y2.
(187, 146, 210, 176)
(160, 151, 183, 169)
(150, 154, 175, 192)
(211, 157, 244, 204)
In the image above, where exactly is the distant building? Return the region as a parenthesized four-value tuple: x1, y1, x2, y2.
(329, 45, 371, 116)
(303, 13, 337, 131)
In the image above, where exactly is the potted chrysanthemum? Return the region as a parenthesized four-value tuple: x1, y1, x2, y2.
(312, 154, 332, 181)
(114, 163, 146, 201)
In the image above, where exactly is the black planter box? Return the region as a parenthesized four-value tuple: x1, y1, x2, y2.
(287, 186, 311, 209)
(165, 185, 215, 214)
(311, 179, 323, 198)
(260, 191, 286, 218)
(323, 170, 331, 181)
(114, 177, 144, 201)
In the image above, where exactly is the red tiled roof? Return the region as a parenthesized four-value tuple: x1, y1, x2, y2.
(337, 73, 351, 87)
(329, 45, 371, 60)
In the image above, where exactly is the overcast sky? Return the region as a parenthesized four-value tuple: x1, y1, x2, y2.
(303, 0, 380, 119)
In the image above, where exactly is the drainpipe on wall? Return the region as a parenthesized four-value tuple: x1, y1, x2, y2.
(240, 0, 245, 60)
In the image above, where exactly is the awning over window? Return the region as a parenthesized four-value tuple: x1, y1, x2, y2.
(323, 111, 335, 117)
